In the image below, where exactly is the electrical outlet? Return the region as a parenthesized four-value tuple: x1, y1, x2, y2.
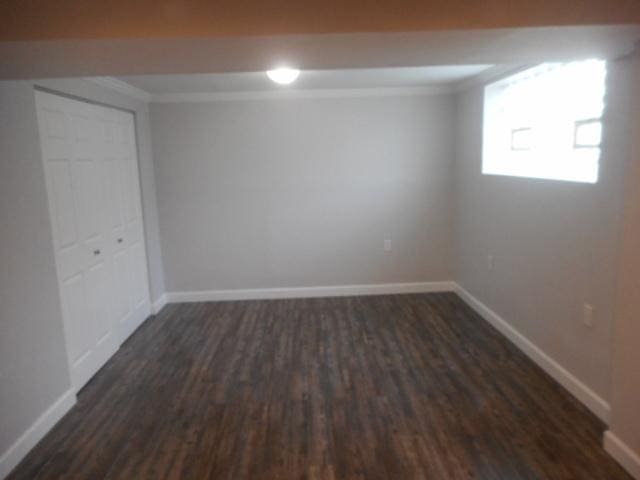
(384, 238, 392, 252)
(583, 304, 594, 328)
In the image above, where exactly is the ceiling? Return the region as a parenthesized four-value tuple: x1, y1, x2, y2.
(1, 0, 639, 42)
(3, 26, 638, 80)
(118, 65, 493, 95)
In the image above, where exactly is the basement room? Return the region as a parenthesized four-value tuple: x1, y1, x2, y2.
(1, 2, 640, 479)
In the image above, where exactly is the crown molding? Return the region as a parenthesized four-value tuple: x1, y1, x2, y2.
(84, 76, 152, 102)
(82, 77, 455, 103)
(151, 85, 453, 103)
(452, 64, 533, 93)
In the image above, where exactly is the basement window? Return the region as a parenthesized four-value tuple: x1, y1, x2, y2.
(482, 60, 607, 183)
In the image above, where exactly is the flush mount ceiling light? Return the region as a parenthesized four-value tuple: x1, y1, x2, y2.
(266, 68, 300, 85)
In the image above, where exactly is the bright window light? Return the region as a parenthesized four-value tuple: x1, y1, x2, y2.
(483, 60, 607, 183)
(266, 68, 300, 85)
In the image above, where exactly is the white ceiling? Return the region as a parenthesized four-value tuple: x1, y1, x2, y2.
(118, 65, 493, 95)
(3, 25, 638, 79)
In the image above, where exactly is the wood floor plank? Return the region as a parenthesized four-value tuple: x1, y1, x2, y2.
(7, 293, 632, 480)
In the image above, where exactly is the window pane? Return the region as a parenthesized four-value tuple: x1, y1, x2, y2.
(511, 128, 533, 150)
(482, 59, 606, 184)
(574, 120, 602, 148)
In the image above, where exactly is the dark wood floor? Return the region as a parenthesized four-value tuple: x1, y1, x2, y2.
(8, 293, 630, 480)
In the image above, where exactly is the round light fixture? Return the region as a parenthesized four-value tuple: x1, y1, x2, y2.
(266, 68, 300, 85)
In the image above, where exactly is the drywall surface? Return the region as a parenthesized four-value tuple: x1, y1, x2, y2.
(0, 80, 72, 462)
(453, 57, 632, 403)
(151, 93, 455, 292)
(607, 48, 640, 474)
(2, 27, 640, 79)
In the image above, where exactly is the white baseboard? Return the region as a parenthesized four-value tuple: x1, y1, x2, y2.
(604, 431, 640, 479)
(0, 388, 76, 479)
(166, 281, 456, 303)
(151, 293, 167, 315)
(454, 283, 611, 423)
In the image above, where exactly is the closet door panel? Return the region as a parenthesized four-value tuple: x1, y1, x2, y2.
(113, 249, 133, 324)
(35, 91, 151, 392)
(36, 93, 92, 389)
(130, 242, 146, 309)
(60, 274, 89, 368)
(115, 112, 151, 341)
(85, 260, 115, 355)
(106, 157, 126, 241)
(72, 158, 103, 242)
(46, 161, 77, 249)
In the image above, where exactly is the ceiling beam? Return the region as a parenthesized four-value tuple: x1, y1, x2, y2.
(2, 26, 639, 79)
(1, 0, 639, 42)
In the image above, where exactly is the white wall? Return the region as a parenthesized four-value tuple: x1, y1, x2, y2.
(151, 94, 455, 293)
(0, 81, 72, 470)
(453, 57, 632, 410)
(605, 48, 640, 479)
(0, 77, 165, 476)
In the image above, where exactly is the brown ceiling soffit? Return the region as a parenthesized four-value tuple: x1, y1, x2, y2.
(1, 0, 640, 42)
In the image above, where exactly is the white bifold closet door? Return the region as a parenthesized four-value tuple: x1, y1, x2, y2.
(35, 90, 151, 391)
